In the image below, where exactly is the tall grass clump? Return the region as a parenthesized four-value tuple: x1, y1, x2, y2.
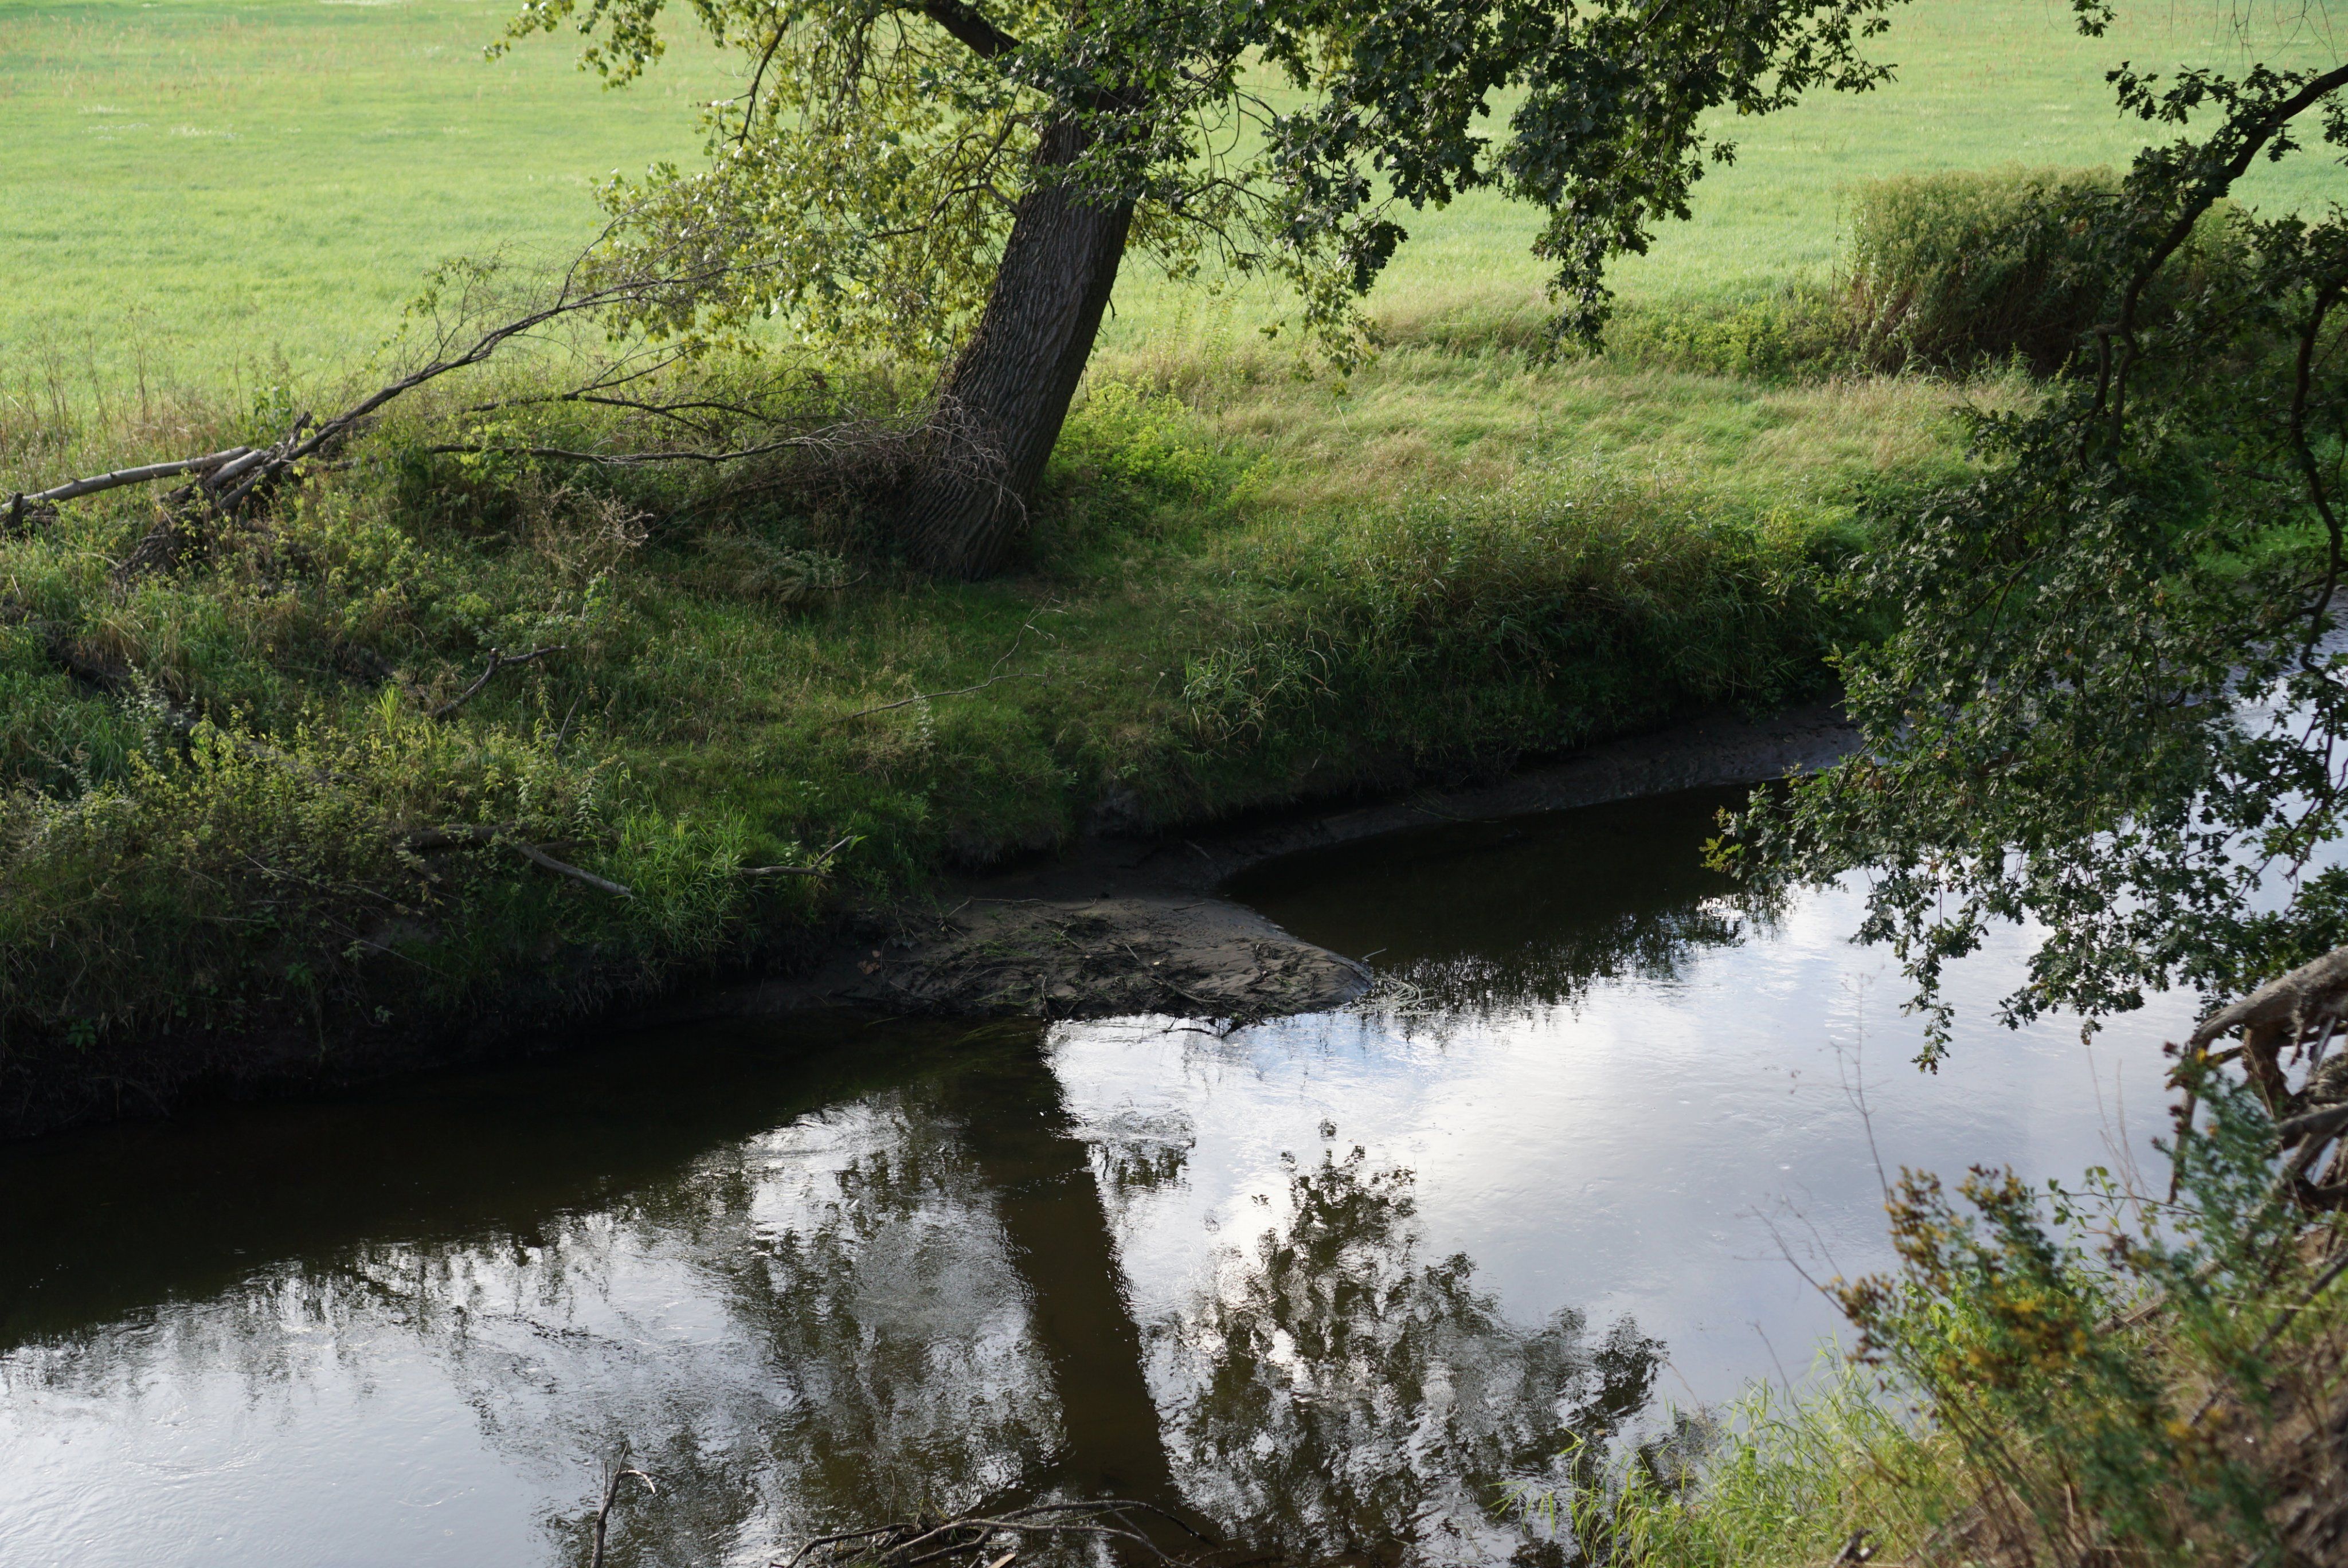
(1153, 471, 1853, 804)
(1844, 167, 2118, 373)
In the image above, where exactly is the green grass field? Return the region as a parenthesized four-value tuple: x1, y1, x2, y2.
(0, 0, 733, 399)
(2, 0, 2342, 399)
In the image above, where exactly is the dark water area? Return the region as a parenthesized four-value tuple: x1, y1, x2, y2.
(0, 787, 2192, 1567)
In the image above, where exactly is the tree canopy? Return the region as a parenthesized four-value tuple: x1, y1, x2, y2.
(502, 0, 1901, 573)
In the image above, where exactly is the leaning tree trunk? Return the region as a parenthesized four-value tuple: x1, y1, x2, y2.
(898, 117, 1135, 578)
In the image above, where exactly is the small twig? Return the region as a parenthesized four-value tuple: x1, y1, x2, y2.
(587, 1461, 657, 1568)
(396, 822, 632, 897)
(830, 671, 1044, 724)
(768, 1499, 1215, 1568)
(512, 840, 633, 898)
(431, 644, 565, 722)
(552, 693, 583, 754)
(2181, 1244, 2348, 1433)
(738, 834, 858, 879)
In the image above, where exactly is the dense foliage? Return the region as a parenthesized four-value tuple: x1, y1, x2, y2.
(1724, 7, 2348, 1051)
(1842, 166, 2120, 372)
(1520, 1067, 2345, 1568)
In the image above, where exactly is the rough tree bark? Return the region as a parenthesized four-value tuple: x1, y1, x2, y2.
(897, 113, 1136, 579)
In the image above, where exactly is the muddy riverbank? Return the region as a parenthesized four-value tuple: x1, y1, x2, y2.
(1, 702, 1854, 1138)
(652, 699, 1856, 1025)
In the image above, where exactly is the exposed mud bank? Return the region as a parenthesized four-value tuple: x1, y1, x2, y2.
(645, 700, 1857, 1029)
(1, 701, 1854, 1139)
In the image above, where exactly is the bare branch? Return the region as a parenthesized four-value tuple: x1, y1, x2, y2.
(587, 1460, 658, 1568)
(829, 671, 1045, 723)
(397, 822, 634, 898)
(430, 645, 565, 723)
(10, 446, 252, 509)
(738, 833, 858, 878)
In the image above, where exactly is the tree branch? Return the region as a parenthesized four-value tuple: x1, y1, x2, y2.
(398, 822, 634, 897)
(739, 833, 858, 877)
(513, 840, 635, 897)
(918, 0, 1021, 60)
(430, 645, 565, 722)
(829, 671, 1044, 723)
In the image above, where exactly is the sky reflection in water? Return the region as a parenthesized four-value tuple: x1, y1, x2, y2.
(0, 787, 2194, 1566)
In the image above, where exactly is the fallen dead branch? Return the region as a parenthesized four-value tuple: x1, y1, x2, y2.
(832, 670, 1047, 723)
(398, 822, 633, 898)
(587, 1460, 658, 1568)
(832, 616, 1057, 724)
(739, 833, 858, 879)
(767, 1498, 1224, 1568)
(9, 446, 253, 512)
(1, 238, 1002, 548)
(511, 840, 635, 897)
(0, 239, 819, 525)
(431, 644, 566, 722)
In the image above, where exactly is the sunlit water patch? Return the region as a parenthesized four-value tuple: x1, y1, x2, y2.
(0, 787, 2193, 1566)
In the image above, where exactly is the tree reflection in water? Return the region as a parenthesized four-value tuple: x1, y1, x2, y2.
(1155, 1143, 1662, 1566)
(1228, 786, 1785, 1020)
(0, 1022, 1668, 1568)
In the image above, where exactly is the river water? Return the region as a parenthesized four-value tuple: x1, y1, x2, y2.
(0, 786, 2196, 1567)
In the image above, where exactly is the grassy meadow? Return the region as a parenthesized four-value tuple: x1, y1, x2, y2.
(2, 0, 2342, 399)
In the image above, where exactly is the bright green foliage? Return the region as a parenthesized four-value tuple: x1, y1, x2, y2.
(500, 0, 1903, 362)
(1724, 22, 2348, 1050)
(1831, 1075, 2317, 1565)
(1523, 1072, 2345, 1568)
(1503, 1368, 1943, 1568)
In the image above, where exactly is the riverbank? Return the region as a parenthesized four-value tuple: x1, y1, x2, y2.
(651, 697, 1856, 1030)
(1, 334, 1939, 1139)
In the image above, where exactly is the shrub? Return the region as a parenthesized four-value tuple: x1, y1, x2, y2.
(1539, 1070, 2346, 1568)
(1844, 167, 2119, 373)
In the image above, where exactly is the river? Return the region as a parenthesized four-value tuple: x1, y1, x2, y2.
(0, 785, 2194, 1567)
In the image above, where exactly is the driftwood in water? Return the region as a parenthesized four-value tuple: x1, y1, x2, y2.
(767, 1498, 1236, 1568)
